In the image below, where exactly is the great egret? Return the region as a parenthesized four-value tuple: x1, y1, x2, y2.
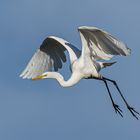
(20, 26, 139, 119)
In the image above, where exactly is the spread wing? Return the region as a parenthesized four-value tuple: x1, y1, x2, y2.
(20, 36, 81, 79)
(78, 26, 131, 60)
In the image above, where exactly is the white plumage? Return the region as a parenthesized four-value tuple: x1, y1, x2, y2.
(20, 26, 139, 119)
(20, 26, 130, 80)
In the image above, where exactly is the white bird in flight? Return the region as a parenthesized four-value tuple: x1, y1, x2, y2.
(20, 26, 139, 119)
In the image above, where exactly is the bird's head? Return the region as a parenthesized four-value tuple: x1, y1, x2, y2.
(32, 72, 48, 80)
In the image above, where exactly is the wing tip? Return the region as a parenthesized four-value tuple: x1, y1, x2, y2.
(19, 72, 29, 79)
(19, 72, 24, 78)
(78, 26, 99, 31)
(124, 45, 131, 56)
(127, 48, 131, 55)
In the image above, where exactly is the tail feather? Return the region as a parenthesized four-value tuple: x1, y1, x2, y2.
(102, 61, 117, 68)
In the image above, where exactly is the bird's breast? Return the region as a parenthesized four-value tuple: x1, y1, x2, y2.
(71, 58, 100, 79)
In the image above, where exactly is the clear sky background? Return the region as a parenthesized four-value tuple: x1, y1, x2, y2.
(0, 0, 140, 140)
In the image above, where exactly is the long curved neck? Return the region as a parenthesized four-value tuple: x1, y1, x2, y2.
(46, 72, 81, 87)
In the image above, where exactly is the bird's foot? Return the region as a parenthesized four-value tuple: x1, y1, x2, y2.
(127, 105, 139, 120)
(113, 103, 123, 117)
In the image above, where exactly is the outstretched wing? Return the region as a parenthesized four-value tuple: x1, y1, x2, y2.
(78, 26, 131, 60)
(20, 36, 80, 79)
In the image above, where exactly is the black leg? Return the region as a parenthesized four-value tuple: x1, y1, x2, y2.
(103, 79, 123, 117)
(102, 76, 139, 120)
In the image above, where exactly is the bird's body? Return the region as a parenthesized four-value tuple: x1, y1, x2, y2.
(20, 26, 139, 119)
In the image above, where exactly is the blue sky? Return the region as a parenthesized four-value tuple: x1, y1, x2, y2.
(0, 0, 140, 140)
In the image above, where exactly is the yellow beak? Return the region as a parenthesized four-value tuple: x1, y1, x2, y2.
(32, 74, 46, 80)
